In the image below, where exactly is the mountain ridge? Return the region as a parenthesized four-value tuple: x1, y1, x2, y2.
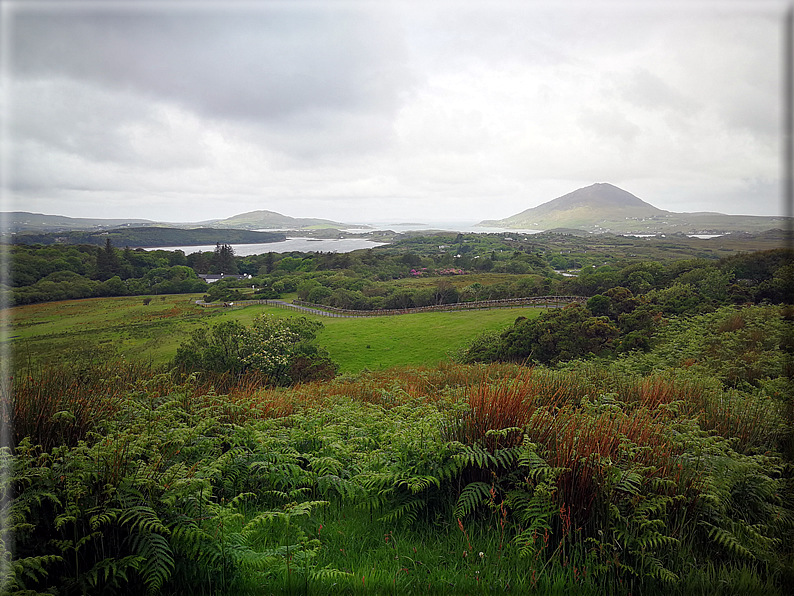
(6, 212, 156, 233)
(479, 183, 785, 234)
(4, 209, 364, 234)
(206, 209, 366, 230)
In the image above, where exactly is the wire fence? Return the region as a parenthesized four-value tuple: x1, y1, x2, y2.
(194, 296, 587, 317)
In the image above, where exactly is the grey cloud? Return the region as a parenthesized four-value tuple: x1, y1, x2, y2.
(616, 68, 698, 114)
(252, 109, 398, 165)
(4, 3, 783, 222)
(10, 78, 196, 167)
(577, 107, 641, 142)
(11, 8, 412, 124)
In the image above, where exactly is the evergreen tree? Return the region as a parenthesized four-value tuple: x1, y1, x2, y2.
(263, 252, 275, 274)
(211, 243, 238, 275)
(96, 238, 121, 281)
(187, 251, 212, 274)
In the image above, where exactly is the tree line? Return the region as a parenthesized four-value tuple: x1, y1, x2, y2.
(5, 241, 241, 305)
(5, 233, 791, 311)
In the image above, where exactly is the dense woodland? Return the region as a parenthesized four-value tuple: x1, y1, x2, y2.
(2, 230, 793, 595)
(4, 230, 790, 308)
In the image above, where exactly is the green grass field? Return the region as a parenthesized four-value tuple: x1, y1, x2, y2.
(4, 294, 542, 373)
(315, 308, 540, 372)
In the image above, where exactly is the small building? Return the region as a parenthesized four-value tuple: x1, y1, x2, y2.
(198, 273, 253, 284)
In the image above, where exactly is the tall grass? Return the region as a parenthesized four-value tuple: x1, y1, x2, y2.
(5, 359, 790, 595)
(8, 360, 156, 451)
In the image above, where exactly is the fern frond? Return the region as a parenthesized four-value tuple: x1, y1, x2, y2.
(705, 523, 755, 560)
(128, 532, 174, 594)
(119, 505, 170, 535)
(644, 555, 679, 584)
(311, 566, 352, 580)
(398, 475, 440, 494)
(317, 474, 358, 501)
(378, 496, 422, 525)
(614, 471, 643, 496)
(83, 554, 144, 590)
(453, 482, 491, 519)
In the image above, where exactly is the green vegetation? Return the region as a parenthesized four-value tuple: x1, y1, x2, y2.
(2, 229, 792, 595)
(6, 243, 208, 305)
(6, 294, 540, 374)
(3, 331, 792, 594)
(5, 230, 786, 310)
(173, 314, 337, 385)
(317, 308, 543, 373)
(480, 183, 788, 234)
(12, 227, 285, 247)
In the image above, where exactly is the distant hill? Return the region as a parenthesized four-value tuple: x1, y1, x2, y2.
(12, 227, 286, 248)
(5, 212, 155, 233)
(3, 209, 366, 234)
(208, 210, 366, 230)
(479, 183, 787, 234)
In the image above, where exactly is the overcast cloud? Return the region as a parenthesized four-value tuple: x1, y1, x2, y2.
(1, 1, 788, 223)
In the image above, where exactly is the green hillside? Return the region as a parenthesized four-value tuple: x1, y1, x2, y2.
(5, 211, 155, 233)
(12, 226, 286, 248)
(480, 183, 787, 234)
(210, 209, 366, 230)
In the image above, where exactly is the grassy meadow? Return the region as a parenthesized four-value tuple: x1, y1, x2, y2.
(5, 293, 543, 373)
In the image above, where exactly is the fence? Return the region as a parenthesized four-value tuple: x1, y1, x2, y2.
(195, 296, 587, 317)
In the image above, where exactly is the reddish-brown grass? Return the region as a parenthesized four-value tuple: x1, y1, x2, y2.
(9, 360, 151, 452)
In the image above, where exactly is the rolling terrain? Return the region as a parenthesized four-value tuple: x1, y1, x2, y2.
(479, 183, 787, 234)
(206, 209, 367, 230)
(5, 209, 365, 235)
(11, 226, 286, 248)
(6, 211, 156, 233)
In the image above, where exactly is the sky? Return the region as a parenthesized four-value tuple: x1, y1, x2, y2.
(1, 0, 789, 224)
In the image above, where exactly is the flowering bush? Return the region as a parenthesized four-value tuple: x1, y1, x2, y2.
(434, 268, 466, 276)
(173, 314, 337, 385)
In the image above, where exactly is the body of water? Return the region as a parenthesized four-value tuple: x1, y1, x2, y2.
(355, 221, 544, 234)
(144, 222, 545, 255)
(625, 234, 724, 239)
(144, 223, 724, 257)
(144, 237, 389, 256)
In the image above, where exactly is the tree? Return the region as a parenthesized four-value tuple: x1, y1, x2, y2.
(586, 294, 611, 317)
(263, 252, 275, 274)
(187, 251, 212, 274)
(173, 320, 249, 375)
(100, 276, 126, 297)
(646, 283, 707, 315)
(172, 315, 337, 386)
(433, 279, 459, 305)
(307, 286, 333, 304)
(210, 243, 238, 275)
(461, 304, 620, 365)
(96, 238, 121, 281)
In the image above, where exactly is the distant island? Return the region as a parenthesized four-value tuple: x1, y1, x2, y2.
(5, 212, 157, 234)
(204, 210, 368, 231)
(6, 186, 788, 243)
(12, 227, 286, 248)
(5, 209, 367, 235)
(478, 183, 787, 234)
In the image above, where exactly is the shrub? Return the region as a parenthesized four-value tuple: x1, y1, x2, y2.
(172, 315, 338, 386)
